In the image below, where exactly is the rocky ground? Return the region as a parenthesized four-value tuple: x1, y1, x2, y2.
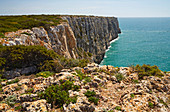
(0, 63, 169, 112)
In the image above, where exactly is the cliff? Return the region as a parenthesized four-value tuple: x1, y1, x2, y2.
(0, 15, 121, 64)
(64, 16, 121, 63)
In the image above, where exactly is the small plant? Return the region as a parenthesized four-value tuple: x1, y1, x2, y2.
(115, 73, 124, 82)
(159, 98, 168, 107)
(5, 95, 17, 107)
(15, 105, 22, 111)
(148, 102, 154, 108)
(36, 71, 54, 78)
(6, 78, 19, 85)
(76, 70, 86, 81)
(130, 94, 135, 98)
(84, 90, 96, 97)
(38, 80, 79, 108)
(115, 106, 121, 111)
(15, 86, 22, 91)
(0, 33, 6, 38)
(84, 90, 99, 105)
(84, 77, 91, 83)
(133, 79, 139, 83)
(88, 96, 99, 105)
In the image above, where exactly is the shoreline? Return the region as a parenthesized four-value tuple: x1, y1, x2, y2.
(100, 36, 120, 66)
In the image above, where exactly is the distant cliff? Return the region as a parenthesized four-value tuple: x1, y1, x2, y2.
(65, 16, 121, 63)
(0, 15, 121, 64)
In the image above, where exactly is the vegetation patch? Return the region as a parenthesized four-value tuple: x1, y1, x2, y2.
(115, 73, 124, 82)
(115, 106, 121, 111)
(0, 45, 89, 77)
(84, 90, 99, 105)
(38, 80, 79, 108)
(0, 15, 63, 33)
(135, 64, 164, 79)
(6, 78, 19, 85)
(36, 71, 54, 78)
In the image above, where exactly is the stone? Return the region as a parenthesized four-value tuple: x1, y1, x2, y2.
(22, 100, 50, 112)
(0, 103, 9, 111)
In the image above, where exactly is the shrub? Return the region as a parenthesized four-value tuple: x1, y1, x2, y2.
(148, 102, 154, 108)
(0, 45, 89, 76)
(135, 64, 164, 79)
(84, 90, 99, 105)
(115, 73, 124, 82)
(38, 80, 79, 108)
(0, 33, 6, 38)
(133, 79, 139, 83)
(76, 70, 86, 81)
(115, 106, 121, 111)
(6, 78, 19, 85)
(88, 96, 99, 105)
(5, 95, 17, 107)
(84, 90, 96, 97)
(0, 45, 57, 71)
(36, 71, 54, 78)
(130, 94, 135, 98)
(15, 105, 22, 111)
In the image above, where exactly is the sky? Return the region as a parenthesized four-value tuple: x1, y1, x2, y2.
(0, 0, 170, 17)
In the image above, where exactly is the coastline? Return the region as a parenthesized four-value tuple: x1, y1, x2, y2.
(100, 36, 120, 66)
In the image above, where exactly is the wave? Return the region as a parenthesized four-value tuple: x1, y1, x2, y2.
(105, 36, 120, 52)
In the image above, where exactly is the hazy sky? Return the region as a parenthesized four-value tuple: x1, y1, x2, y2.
(0, 0, 170, 17)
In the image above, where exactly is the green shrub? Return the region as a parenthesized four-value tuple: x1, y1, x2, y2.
(76, 70, 86, 81)
(84, 90, 96, 97)
(159, 98, 168, 107)
(0, 45, 57, 71)
(115, 106, 121, 111)
(0, 33, 6, 38)
(88, 96, 99, 105)
(84, 90, 99, 105)
(148, 102, 154, 108)
(84, 77, 91, 84)
(133, 79, 139, 83)
(38, 80, 79, 108)
(36, 71, 54, 78)
(5, 95, 17, 107)
(130, 94, 135, 98)
(0, 45, 89, 76)
(6, 78, 19, 85)
(115, 73, 124, 82)
(135, 64, 164, 79)
(15, 105, 22, 111)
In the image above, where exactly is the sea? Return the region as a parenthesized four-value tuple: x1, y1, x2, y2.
(100, 18, 170, 71)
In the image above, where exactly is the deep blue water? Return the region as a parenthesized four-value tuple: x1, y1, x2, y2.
(100, 18, 170, 71)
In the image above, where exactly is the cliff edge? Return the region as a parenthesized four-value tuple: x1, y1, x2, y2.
(0, 15, 121, 64)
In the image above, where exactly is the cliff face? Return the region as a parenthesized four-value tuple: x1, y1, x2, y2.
(0, 16, 121, 64)
(64, 16, 121, 63)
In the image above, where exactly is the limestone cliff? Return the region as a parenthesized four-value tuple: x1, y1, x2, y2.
(0, 16, 121, 63)
(64, 16, 121, 63)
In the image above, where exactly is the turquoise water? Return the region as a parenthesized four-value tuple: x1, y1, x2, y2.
(101, 18, 170, 71)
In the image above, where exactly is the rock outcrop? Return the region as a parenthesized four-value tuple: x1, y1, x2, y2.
(0, 16, 121, 64)
(0, 63, 169, 112)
